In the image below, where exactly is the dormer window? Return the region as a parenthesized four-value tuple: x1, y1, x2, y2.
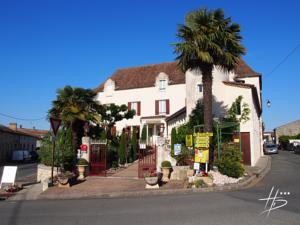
(104, 79, 115, 97)
(156, 72, 169, 91)
(159, 80, 166, 90)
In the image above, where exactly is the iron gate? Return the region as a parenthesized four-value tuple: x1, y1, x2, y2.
(138, 145, 156, 178)
(89, 143, 107, 176)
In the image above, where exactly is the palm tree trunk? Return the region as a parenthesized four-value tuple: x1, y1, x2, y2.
(202, 66, 214, 167)
(71, 121, 79, 154)
(202, 66, 213, 132)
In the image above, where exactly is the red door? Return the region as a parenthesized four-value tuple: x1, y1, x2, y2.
(89, 144, 106, 176)
(241, 132, 251, 165)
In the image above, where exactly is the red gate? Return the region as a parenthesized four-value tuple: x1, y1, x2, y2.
(89, 143, 107, 176)
(138, 145, 156, 178)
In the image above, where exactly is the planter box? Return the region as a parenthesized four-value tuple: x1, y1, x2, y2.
(145, 177, 159, 186)
(170, 166, 190, 180)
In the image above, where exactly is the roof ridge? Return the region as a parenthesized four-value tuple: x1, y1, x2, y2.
(114, 61, 178, 72)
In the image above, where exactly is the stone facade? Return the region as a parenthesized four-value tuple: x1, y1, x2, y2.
(275, 119, 300, 143)
(37, 164, 58, 183)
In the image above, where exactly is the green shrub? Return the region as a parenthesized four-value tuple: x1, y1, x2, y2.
(130, 127, 138, 162)
(215, 143, 244, 178)
(38, 127, 76, 170)
(171, 127, 177, 157)
(161, 160, 172, 168)
(141, 125, 147, 142)
(77, 158, 88, 165)
(118, 130, 126, 165)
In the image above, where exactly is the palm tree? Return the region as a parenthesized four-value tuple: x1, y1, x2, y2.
(49, 85, 102, 153)
(174, 8, 245, 132)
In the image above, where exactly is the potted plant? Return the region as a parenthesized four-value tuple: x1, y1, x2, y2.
(57, 171, 77, 187)
(161, 160, 172, 182)
(77, 158, 89, 180)
(144, 171, 158, 186)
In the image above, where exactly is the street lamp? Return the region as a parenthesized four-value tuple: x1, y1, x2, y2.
(267, 100, 271, 108)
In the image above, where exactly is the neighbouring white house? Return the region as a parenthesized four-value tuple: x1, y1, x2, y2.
(95, 60, 263, 166)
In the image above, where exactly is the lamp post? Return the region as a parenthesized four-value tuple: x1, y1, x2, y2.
(159, 124, 165, 137)
(83, 122, 90, 137)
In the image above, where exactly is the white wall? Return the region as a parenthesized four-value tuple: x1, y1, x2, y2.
(185, 68, 263, 166)
(97, 83, 186, 134)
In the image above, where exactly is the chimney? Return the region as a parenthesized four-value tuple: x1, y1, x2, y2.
(20, 125, 22, 129)
(9, 123, 17, 131)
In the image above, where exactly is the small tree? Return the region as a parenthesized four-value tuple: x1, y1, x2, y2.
(188, 100, 204, 128)
(119, 130, 126, 165)
(130, 127, 138, 161)
(141, 125, 147, 143)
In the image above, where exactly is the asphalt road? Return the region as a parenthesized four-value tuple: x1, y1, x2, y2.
(0, 151, 299, 225)
(0, 163, 37, 183)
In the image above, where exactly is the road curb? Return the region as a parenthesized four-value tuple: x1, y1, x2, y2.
(37, 156, 272, 201)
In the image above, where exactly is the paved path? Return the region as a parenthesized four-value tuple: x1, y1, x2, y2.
(0, 151, 299, 225)
(111, 161, 138, 178)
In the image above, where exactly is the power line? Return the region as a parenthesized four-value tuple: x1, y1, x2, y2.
(265, 42, 300, 78)
(0, 112, 46, 121)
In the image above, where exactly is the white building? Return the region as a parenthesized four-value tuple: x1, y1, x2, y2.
(96, 60, 263, 166)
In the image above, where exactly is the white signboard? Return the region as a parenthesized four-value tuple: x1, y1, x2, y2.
(193, 163, 200, 171)
(0, 166, 17, 188)
(139, 143, 146, 149)
(174, 144, 182, 156)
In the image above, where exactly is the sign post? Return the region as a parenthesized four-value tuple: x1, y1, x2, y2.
(50, 117, 61, 185)
(193, 132, 213, 174)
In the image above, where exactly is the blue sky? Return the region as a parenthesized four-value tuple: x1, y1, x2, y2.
(0, 0, 299, 131)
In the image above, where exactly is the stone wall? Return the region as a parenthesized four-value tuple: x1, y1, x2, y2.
(37, 164, 58, 182)
(275, 120, 300, 141)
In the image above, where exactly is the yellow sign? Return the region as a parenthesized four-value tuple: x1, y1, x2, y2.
(234, 138, 240, 143)
(195, 136, 209, 148)
(185, 135, 193, 147)
(194, 149, 200, 163)
(199, 149, 209, 163)
(194, 132, 213, 137)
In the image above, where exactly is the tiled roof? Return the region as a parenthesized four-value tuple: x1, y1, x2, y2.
(96, 62, 185, 92)
(0, 125, 40, 139)
(96, 59, 260, 92)
(223, 81, 255, 89)
(18, 128, 48, 138)
(166, 107, 186, 122)
(234, 59, 260, 78)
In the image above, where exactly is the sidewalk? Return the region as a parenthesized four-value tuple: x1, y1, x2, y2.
(4, 155, 271, 201)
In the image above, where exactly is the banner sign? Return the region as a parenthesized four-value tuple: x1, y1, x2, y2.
(185, 135, 193, 147)
(174, 144, 182, 156)
(199, 149, 209, 163)
(195, 136, 209, 148)
(194, 148, 200, 163)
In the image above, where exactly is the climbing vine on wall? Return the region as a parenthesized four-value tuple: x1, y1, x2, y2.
(227, 96, 250, 123)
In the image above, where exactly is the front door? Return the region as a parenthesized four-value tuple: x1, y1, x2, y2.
(241, 132, 251, 165)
